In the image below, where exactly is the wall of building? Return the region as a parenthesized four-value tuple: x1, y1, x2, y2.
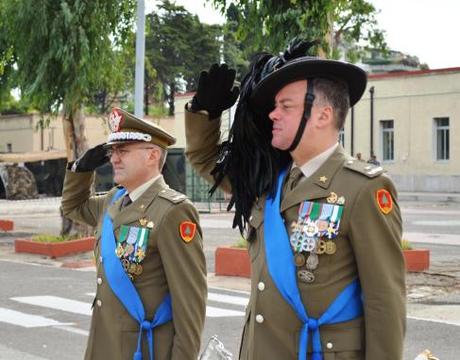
(0, 112, 178, 153)
(0, 114, 36, 153)
(346, 68, 460, 192)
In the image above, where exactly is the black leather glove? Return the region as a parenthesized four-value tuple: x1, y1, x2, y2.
(68, 144, 109, 172)
(190, 63, 239, 119)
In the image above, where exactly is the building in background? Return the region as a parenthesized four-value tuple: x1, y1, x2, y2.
(0, 94, 232, 203)
(1, 67, 459, 194)
(343, 67, 460, 192)
(360, 49, 426, 74)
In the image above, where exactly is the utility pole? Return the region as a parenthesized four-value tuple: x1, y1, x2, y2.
(350, 107, 354, 156)
(369, 86, 375, 157)
(134, 0, 145, 118)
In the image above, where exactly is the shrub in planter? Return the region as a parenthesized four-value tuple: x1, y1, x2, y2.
(401, 239, 430, 272)
(15, 234, 95, 258)
(215, 236, 250, 278)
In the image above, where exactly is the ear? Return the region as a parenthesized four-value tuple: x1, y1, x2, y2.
(316, 104, 334, 129)
(146, 147, 161, 164)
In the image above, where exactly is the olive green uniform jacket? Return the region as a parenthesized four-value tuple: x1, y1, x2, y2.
(185, 109, 406, 360)
(61, 170, 207, 360)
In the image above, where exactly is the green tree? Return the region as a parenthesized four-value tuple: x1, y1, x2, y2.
(2, 0, 136, 159)
(146, 0, 221, 116)
(208, 0, 386, 60)
(0, 2, 21, 114)
(221, 3, 251, 80)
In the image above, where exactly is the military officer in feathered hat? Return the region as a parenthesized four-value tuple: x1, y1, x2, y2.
(62, 108, 207, 360)
(185, 39, 405, 360)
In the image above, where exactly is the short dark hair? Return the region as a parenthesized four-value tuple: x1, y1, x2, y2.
(153, 145, 168, 170)
(313, 78, 350, 130)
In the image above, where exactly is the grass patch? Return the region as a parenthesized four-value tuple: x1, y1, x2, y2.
(232, 236, 248, 249)
(31, 234, 81, 243)
(401, 239, 413, 250)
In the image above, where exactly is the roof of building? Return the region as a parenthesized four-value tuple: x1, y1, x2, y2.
(369, 67, 460, 80)
(0, 150, 67, 163)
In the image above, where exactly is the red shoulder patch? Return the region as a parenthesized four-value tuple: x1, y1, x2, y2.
(179, 221, 197, 243)
(376, 189, 393, 214)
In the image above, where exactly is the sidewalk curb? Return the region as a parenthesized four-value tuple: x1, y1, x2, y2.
(399, 193, 460, 203)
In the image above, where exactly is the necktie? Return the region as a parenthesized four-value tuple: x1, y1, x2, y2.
(121, 194, 132, 208)
(284, 166, 303, 193)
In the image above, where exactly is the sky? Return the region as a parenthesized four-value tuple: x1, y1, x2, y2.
(146, 0, 460, 70)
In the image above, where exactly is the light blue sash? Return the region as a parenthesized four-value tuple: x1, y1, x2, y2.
(264, 169, 363, 360)
(101, 188, 172, 360)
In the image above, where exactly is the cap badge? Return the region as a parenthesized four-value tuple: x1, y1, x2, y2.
(109, 109, 124, 132)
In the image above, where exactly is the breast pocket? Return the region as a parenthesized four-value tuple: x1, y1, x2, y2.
(93, 229, 101, 258)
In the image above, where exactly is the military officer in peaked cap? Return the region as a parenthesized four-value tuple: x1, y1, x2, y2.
(185, 39, 405, 360)
(61, 108, 207, 360)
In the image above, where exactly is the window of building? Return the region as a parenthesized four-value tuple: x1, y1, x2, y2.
(380, 120, 394, 161)
(338, 128, 345, 147)
(6, 143, 12, 153)
(434, 117, 449, 161)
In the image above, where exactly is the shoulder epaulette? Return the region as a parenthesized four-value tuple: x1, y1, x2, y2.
(158, 187, 188, 204)
(343, 159, 385, 178)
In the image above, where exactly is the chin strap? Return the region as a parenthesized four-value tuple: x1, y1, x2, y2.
(287, 78, 315, 152)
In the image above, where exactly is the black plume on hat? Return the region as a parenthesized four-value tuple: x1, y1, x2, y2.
(250, 39, 367, 113)
(259, 38, 320, 82)
(210, 39, 318, 233)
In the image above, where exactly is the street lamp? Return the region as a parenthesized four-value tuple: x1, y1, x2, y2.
(134, 0, 145, 118)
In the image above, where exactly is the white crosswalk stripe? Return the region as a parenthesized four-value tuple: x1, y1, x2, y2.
(206, 288, 248, 318)
(206, 306, 244, 317)
(0, 308, 74, 328)
(11, 296, 92, 316)
(0, 287, 249, 333)
(207, 292, 249, 306)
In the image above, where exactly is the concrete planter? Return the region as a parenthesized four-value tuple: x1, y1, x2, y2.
(215, 246, 429, 276)
(0, 219, 14, 231)
(403, 249, 430, 272)
(215, 247, 251, 278)
(15, 236, 95, 258)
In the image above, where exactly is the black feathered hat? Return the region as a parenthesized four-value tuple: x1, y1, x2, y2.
(250, 49, 367, 114)
(211, 39, 367, 233)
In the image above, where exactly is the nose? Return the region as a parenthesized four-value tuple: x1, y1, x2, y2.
(109, 150, 120, 163)
(268, 106, 279, 122)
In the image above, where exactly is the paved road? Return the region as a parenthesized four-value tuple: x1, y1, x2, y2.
(0, 260, 247, 360)
(1, 198, 460, 359)
(1, 260, 459, 359)
(2, 196, 460, 237)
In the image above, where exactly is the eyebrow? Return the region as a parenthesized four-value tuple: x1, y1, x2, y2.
(274, 98, 296, 106)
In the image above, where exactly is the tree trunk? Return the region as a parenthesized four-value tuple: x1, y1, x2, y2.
(61, 104, 93, 237)
(167, 81, 175, 116)
(62, 105, 89, 160)
(144, 83, 149, 116)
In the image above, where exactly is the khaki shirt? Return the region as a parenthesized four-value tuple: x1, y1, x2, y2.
(185, 109, 406, 360)
(61, 171, 207, 360)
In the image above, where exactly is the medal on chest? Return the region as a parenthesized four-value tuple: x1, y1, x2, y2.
(290, 198, 344, 283)
(115, 225, 149, 280)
